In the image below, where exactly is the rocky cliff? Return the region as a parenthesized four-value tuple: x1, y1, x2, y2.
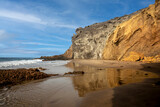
(42, 1, 160, 62)
(103, 0, 160, 61)
(72, 10, 141, 59)
(71, 0, 160, 62)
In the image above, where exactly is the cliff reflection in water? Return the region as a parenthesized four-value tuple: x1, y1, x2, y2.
(66, 62, 159, 97)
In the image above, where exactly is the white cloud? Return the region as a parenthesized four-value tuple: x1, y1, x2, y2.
(0, 30, 6, 39)
(21, 42, 64, 47)
(53, 24, 78, 29)
(0, 10, 46, 25)
(0, 29, 12, 41)
(0, 9, 78, 29)
(0, 43, 6, 48)
(52, 36, 71, 42)
(35, 48, 67, 51)
(1, 48, 39, 54)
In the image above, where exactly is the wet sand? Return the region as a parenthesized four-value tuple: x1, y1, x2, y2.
(71, 59, 145, 68)
(0, 60, 160, 107)
(69, 60, 160, 107)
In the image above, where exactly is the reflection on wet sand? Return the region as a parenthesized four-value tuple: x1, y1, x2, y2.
(66, 62, 159, 97)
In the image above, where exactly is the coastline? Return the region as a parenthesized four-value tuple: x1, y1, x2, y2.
(0, 59, 160, 106)
(1, 59, 160, 88)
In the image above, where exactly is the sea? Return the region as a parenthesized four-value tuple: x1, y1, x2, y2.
(0, 57, 71, 74)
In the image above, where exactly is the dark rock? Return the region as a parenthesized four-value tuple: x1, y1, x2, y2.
(64, 71, 85, 75)
(145, 73, 148, 76)
(0, 68, 57, 88)
(155, 81, 160, 85)
(97, 68, 104, 70)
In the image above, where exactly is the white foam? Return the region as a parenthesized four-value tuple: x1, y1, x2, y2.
(0, 59, 42, 68)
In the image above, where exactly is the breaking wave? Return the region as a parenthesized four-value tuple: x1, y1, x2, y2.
(0, 59, 42, 68)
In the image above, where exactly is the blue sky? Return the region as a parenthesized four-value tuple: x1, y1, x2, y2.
(0, 0, 155, 57)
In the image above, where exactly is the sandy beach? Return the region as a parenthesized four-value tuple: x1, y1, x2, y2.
(71, 59, 160, 71)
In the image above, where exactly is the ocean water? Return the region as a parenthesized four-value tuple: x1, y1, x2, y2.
(0, 57, 41, 68)
(0, 57, 71, 74)
(0, 57, 33, 62)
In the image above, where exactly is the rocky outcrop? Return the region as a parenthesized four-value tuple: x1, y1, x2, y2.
(0, 68, 57, 87)
(40, 45, 72, 61)
(63, 45, 73, 59)
(123, 52, 160, 62)
(72, 10, 141, 59)
(103, 1, 160, 61)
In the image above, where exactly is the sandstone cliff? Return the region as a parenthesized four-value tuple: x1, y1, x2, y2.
(72, 10, 141, 59)
(71, 0, 160, 62)
(103, 0, 160, 61)
(42, 1, 160, 62)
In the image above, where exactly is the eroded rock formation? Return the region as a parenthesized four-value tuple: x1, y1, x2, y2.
(103, 1, 160, 61)
(43, 1, 159, 62)
(72, 10, 141, 59)
(70, 0, 160, 62)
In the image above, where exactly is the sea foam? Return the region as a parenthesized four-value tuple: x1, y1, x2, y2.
(0, 59, 42, 68)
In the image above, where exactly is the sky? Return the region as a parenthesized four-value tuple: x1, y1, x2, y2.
(0, 0, 155, 58)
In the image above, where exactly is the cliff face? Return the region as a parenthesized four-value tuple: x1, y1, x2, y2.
(103, 1, 160, 61)
(43, 1, 159, 62)
(72, 11, 141, 59)
(71, 0, 160, 62)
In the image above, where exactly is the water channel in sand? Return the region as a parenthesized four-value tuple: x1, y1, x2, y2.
(0, 61, 160, 107)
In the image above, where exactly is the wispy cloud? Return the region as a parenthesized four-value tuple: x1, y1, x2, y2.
(52, 24, 78, 29)
(52, 36, 71, 42)
(0, 9, 77, 29)
(0, 43, 6, 48)
(21, 42, 64, 47)
(35, 48, 67, 51)
(0, 30, 6, 40)
(0, 10, 46, 25)
(0, 29, 13, 41)
(0, 48, 39, 54)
